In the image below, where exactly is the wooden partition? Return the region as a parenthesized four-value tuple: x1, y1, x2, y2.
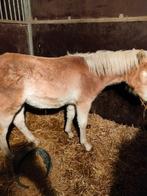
(31, 0, 147, 19)
(0, 23, 28, 54)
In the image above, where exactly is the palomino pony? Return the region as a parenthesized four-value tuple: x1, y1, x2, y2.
(0, 49, 147, 158)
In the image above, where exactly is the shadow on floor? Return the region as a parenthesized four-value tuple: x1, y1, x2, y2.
(110, 128, 147, 196)
(0, 142, 57, 196)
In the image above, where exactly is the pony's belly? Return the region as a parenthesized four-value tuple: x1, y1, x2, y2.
(26, 95, 74, 109)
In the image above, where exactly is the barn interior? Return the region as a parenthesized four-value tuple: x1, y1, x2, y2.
(0, 0, 147, 195)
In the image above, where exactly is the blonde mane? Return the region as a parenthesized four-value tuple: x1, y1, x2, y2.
(68, 49, 146, 76)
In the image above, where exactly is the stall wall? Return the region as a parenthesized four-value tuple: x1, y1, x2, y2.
(31, 0, 147, 19)
(31, 0, 147, 57)
(0, 23, 28, 54)
(0, 0, 147, 55)
(33, 22, 147, 57)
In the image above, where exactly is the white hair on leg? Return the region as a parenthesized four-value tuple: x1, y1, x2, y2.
(65, 105, 75, 138)
(76, 102, 92, 151)
(13, 107, 40, 146)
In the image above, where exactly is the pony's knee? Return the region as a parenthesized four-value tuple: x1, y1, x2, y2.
(65, 105, 75, 136)
(66, 105, 75, 119)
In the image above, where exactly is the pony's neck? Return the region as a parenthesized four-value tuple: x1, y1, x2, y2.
(99, 73, 125, 90)
(123, 65, 140, 86)
(100, 66, 140, 94)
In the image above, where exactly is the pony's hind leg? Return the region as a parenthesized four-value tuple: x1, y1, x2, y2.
(0, 129, 11, 157)
(65, 105, 75, 138)
(76, 102, 92, 151)
(13, 107, 40, 146)
(0, 116, 14, 157)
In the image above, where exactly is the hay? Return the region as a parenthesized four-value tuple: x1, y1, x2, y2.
(0, 110, 147, 196)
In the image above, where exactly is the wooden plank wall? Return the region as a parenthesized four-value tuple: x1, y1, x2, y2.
(31, 0, 147, 19)
(31, 0, 147, 56)
(33, 22, 147, 57)
(0, 0, 147, 55)
(0, 23, 28, 54)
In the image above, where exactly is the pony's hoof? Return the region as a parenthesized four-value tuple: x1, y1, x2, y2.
(85, 143, 92, 151)
(68, 132, 74, 139)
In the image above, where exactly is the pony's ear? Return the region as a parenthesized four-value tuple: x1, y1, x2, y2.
(140, 70, 147, 84)
(137, 50, 146, 63)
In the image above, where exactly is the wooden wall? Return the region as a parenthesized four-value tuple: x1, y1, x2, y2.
(0, 23, 28, 54)
(30, 0, 147, 57)
(31, 0, 147, 19)
(0, 0, 147, 55)
(33, 22, 147, 57)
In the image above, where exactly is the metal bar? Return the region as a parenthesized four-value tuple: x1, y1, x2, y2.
(23, 0, 28, 20)
(26, 0, 34, 55)
(1, 15, 147, 24)
(27, 0, 32, 20)
(3, 0, 8, 19)
(16, 0, 21, 20)
(27, 24, 34, 55)
(0, 19, 28, 24)
(0, 0, 3, 20)
(8, 0, 13, 20)
(20, 0, 25, 21)
(26, 16, 147, 24)
(12, 0, 17, 20)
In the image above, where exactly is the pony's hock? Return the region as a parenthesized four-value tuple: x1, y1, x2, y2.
(0, 49, 147, 158)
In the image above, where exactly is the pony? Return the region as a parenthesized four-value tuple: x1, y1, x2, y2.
(0, 49, 147, 158)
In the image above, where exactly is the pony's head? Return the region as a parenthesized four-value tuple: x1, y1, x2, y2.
(127, 61, 147, 102)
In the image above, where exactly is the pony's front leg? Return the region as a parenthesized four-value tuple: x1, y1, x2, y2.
(13, 107, 40, 146)
(76, 102, 92, 151)
(65, 105, 75, 138)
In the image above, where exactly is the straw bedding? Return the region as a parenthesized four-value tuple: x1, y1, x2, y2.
(0, 108, 147, 196)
